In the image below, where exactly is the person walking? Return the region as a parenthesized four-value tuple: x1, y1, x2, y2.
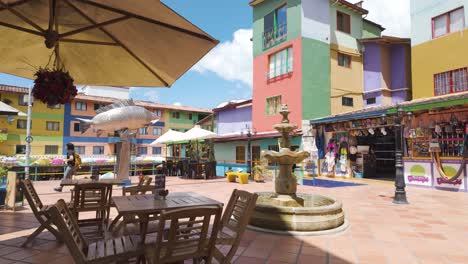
(54, 142, 76, 192)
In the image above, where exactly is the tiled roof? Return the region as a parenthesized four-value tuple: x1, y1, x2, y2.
(0, 84, 29, 94)
(0, 84, 212, 113)
(333, 0, 368, 15)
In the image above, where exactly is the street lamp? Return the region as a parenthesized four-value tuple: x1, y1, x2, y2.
(393, 106, 408, 204)
(242, 125, 256, 177)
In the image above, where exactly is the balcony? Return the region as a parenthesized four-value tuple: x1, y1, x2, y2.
(263, 23, 287, 50)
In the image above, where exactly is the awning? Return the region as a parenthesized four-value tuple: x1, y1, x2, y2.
(0, 101, 26, 116)
(386, 92, 468, 114)
(310, 107, 389, 125)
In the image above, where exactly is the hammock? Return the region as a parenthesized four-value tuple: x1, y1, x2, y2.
(432, 137, 467, 181)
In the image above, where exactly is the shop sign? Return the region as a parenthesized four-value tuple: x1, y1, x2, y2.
(404, 162, 432, 186)
(433, 163, 465, 190)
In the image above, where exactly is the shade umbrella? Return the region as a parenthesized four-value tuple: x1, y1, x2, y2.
(180, 125, 217, 141)
(0, 101, 26, 115)
(0, 0, 218, 87)
(149, 129, 184, 145)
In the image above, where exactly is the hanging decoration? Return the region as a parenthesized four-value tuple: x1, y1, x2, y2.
(32, 48, 77, 106)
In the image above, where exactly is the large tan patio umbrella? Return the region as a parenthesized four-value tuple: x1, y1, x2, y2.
(0, 0, 218, 87)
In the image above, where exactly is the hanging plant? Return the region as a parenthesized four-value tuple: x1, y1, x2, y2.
(32, 67, 77, 106)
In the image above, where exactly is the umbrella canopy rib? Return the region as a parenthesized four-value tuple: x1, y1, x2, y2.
(0, 20, 42, 36)
(60, 39, 118, 46)
(79, 0, 218, 44)
(59, 15, 130, 38)
(0, 0, 30, 12)
(0, 0, 45, 33)
(63, 0, 170, 86)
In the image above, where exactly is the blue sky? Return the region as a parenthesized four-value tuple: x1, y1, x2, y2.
(0, 0, 410, 109)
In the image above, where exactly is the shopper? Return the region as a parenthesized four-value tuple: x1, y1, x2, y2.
(54, 142, 76, 192)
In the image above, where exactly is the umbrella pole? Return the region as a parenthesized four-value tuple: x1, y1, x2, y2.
(25, 88, 33, 180)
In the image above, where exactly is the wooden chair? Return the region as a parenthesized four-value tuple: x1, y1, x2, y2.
(138, 175, 152, 186)
(48, 199, 143, 264)
(70, 183, 111, 232)
(145, 205, 222, 264)
(19, 179, 63, 247)
(212, 189, 258, 264)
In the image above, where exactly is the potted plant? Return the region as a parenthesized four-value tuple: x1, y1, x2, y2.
(253, 160, 267, 182)
(32, 67, 77, 106)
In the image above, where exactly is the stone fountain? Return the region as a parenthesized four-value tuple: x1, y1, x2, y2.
(249, 105, 346, 234)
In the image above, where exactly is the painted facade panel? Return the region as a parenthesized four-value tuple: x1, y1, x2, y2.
(362, 20, 383, 39)
(301, 38, 331, 120)
(412, 28, 468, 98)
(301, 0, 330, 43)
(363, 43, 381, 92)
(252, 38, 303, 133)
(252, 0, 302, 57)
(410, 0, 468, 46)
(217, 106, 252, 135)
(390, 45, 408, 89)
(330, 46, 363, 114)
(330, 5, 363, 51)
(380, 45, 391, 90)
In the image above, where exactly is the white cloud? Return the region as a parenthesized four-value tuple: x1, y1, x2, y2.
(358, 0, 411, 37)
(192, 29, 253, 87)
(173, 102, 182, 106)
(141, 90, 159, 102)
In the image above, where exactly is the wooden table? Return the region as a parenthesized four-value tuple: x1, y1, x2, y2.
(110, 192, 223, 243)
(60, 179, 124, 186)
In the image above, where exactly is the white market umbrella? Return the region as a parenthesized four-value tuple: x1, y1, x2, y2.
(180, 125, 217, 141)
(150, 129, 184, 145)
(0, 101, 26, 116)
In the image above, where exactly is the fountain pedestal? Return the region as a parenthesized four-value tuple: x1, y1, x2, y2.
(249, 105, 346, 234)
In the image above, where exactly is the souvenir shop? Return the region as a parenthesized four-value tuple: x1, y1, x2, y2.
(309, 92, 468, 191)
(311, 108, 398, 181)
(397, 97, 468, 192)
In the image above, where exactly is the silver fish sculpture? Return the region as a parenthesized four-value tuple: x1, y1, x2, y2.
(76, 99, 159, 135)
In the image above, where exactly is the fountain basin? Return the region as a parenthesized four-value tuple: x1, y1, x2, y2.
(249, 192, 345, 232)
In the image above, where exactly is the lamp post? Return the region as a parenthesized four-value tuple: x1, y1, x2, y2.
(246, 126, 252, 176)
(393, 106, 408, 204)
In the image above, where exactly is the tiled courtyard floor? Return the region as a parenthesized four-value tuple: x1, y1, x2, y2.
(1, 176, 468, 264)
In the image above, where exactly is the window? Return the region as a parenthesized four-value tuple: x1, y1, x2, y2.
(75, 101, 87, 111)
(75, 146, 85, 155)
(252, 146, 261, 164)
(342, 97, 354, 107)
(18, 94, 30, 106)
(46, 121, 60, 131)
(138, 127, 148, 135)
(268, 145, 280, 152)
(337, 11, 351, 34)
(235, 146, 246, 164)
(263, 5, 287, 49)
(432, 7, 465, 38)
(17, 119, 27, 129)
(73, 123, 80, 132)
(137, 147, 148, 155)
(153, 127, 162, 136)
(94, 103, 105, 111)
(153, 109, 162, 117)
(16, 145, 26, 154)
(93, 146, 104, 155)
(152, 147, 162, 155)
(266, 96, 282, 116)
(47, 104, 61, 109)
(366, 97, 376, 105)
(45, 145, 58, 154)
(338, 53, 351, 68)
(188, 113, 193, 120)
(434, 68, 468, 95)
(268, 47, 293, 78)
(172, 112, 180, 119)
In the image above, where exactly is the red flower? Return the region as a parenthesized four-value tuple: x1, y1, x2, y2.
(32, 68, 77, 106)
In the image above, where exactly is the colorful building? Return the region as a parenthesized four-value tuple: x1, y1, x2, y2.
(411, 0, 468, 98)
(0, 85, 64, 156)
(0, 84, 211, 157)
(361, 36, 412, 108)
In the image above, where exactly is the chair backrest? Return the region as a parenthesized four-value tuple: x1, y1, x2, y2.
(48, 199, 88, 263)
(19, 179, 43, 215)
(221, 189, 258, 242)
(72, 183, 109, 210)
(122, 185, 156, 196)
(153, 206, 222, 264)
(138, 176, 152, 186)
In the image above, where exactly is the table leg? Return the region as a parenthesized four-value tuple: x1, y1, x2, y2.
(108, 213, 122, 232)
(136, 213, 149, 264)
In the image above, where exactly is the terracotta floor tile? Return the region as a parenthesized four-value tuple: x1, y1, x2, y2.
(268, 252, 297, 263)
(300, 246, 327, 257)
(242, 246, 271, 259)
(297, 254, 327, 264)
(234, 256, 265, 264)
(2, 248, 41, 261)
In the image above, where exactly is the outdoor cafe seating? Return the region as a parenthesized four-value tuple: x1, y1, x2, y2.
(18, 177, 258, 263)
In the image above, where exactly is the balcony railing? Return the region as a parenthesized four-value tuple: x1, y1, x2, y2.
(263, 23, 287, 49)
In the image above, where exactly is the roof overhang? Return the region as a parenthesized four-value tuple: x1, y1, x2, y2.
(360, 35, 411, 45)
(332, 0, 368, 15)
(249, 0, 265, 7)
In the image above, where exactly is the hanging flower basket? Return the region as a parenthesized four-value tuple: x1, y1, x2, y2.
(32, 68, 77, 106)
